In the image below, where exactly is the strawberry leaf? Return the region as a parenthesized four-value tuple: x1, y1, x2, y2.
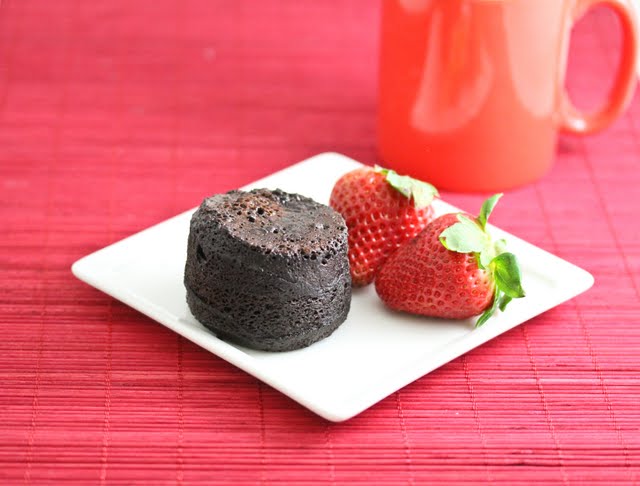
(475, 252, 525, 327)
(477, 193, 503, 230)
(491, 252, 525, 299)
(494, 238, 507, 255)
(375, 166, 439, 209)
(475, 288, 499, 328)
(439, 214, 489, 254)
(479, 249, 496, 269)
(498, 294, 512, 312)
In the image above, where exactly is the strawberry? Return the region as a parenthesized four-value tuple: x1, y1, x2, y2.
(375, 194, 525, 326)
(329, 166, 438, 286)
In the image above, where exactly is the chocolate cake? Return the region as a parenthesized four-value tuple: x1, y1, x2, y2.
(184, 188, 352, 352)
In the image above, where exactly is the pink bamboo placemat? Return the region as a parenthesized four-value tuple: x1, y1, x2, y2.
(0, 1, 638, 484)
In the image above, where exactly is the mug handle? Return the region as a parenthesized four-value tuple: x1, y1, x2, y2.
(559, 0, 638, 134)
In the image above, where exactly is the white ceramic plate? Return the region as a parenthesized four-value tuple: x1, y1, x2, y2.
(72, 152, 594, 422)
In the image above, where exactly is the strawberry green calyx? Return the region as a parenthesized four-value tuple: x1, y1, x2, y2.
(374, 165, 439, 209)
(438, 193, 525, 327)
(475, 252, 524, 327)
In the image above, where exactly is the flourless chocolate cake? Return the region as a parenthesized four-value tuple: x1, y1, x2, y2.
(184, 188, 352, 351)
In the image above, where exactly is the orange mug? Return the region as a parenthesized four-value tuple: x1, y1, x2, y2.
(377, 0, 638, 191)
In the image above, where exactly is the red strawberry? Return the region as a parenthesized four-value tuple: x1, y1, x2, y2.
(375, 194, 525, 326)
(330, 166, 438, 286)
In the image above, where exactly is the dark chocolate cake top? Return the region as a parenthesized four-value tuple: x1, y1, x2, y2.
(199, 188, 347, 258)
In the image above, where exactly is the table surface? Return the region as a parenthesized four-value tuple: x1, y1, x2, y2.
(1, 1, 639, 484)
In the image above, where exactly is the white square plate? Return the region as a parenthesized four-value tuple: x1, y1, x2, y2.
(72, 152, 594, 422)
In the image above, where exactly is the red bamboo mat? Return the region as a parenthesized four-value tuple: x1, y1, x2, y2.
(1, 1, 639, 484)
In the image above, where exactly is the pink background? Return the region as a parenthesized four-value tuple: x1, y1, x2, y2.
(1, 1, 638, 484)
